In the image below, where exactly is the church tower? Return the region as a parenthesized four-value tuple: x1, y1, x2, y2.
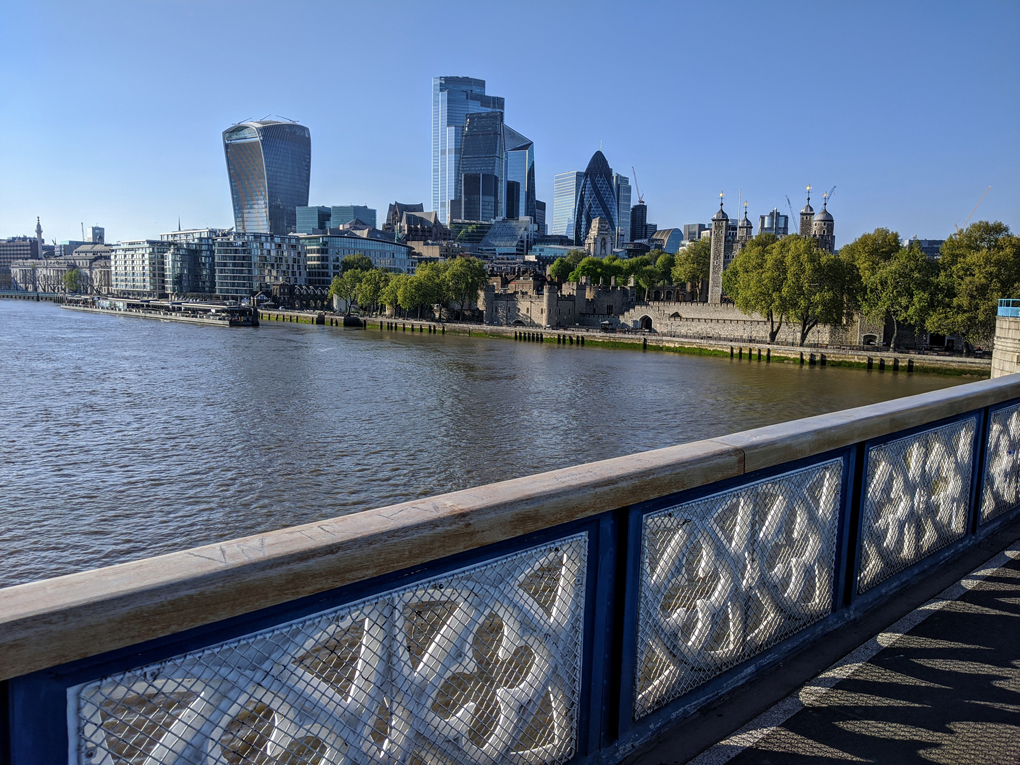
(708, 193, 729, 305)
(799, 185, 814, 237)
(735, 201, 753, 255)
(812, 193, 835, 253)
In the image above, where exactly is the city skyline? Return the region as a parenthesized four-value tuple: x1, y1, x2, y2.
(1, 1, 1017, 246)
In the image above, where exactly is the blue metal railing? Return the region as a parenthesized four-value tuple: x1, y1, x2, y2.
(998, 298, 1020, 317)
(3, 385, 1020, 764)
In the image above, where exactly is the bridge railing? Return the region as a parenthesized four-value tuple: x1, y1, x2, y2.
(998, 298, 1020, 317)
(3, 377, 1020, 764)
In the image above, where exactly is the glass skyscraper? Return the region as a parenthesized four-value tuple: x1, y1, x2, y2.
(454, 111, 535, 223)
(222, 120, 311, 236)
(432, 77, 504, 224)
(614, 173, 631, 244)
(573, 151, 618, 246)
(552, 171, 583, 239)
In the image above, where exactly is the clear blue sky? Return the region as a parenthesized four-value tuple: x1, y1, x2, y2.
(1, 0, 1017, 247)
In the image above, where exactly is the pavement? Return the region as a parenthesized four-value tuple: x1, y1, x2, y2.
(626, 519, 1020, 765)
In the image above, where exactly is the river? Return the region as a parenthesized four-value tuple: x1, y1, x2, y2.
(0, 300, 968, 588)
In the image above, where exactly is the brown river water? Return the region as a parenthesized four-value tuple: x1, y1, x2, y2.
(0, 300, 967, 588)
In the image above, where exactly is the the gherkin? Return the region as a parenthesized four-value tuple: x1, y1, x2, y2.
(573, 151, 617, 245)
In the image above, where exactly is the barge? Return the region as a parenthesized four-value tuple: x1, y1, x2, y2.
(61, 297, 259, 327)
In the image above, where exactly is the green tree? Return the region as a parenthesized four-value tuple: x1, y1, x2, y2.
(328, 269, 365, 314)
(929, 222, 1020, 346)
(381, 273, 409, 315)
(340, 253, 373, 274)
(634, 265, 661, 301)
(864, 244, 938, 350)
(724, 233, 787, 343)
(398, 274, 432, 318)
(654, 251, 675, 281)
(415, 261, 450, 314)
(838, 228, 901, 310)
(356, 269, 391, 314)
(672, 238, 711, 301)
(779, 236, 854, 346)
(444, 257, 488, 317)
(564, 249, 585, 269)
(63, 268, 82, 293)
(568, 256, 605, 284)
(548, 257, 573, 282)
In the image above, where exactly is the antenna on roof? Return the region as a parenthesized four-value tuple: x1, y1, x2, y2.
(260, 114, 271, 122)
(276, 115, 298, 123)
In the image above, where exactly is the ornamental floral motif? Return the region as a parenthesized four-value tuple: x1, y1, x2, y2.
(981, 402, 1020, 524)
(76, 535, 587, 765)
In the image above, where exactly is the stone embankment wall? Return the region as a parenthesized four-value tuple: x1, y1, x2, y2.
(992, 316, 1020, 378)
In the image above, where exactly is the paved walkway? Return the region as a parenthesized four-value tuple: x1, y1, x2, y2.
(633, 538, 1020, 765)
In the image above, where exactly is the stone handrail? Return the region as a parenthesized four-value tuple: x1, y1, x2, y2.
(2, 375, 1018, 683)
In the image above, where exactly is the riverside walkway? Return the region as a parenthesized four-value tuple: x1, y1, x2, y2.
(2, 376, 1019, 764)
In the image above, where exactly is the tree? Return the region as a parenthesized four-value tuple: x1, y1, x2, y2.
(568, 256, 607, 285)
(838, 228, 901, 311)
(564, 249, 585, 269)
(381, 273, 409, 315)
(549, 258, 573, 282)
(724, 233, 787, 343)
(634, 265, 661, 301)
(654, 251, 675, 281)
(340, 254, 373, 274)
(63, 268, 82, 293)
(444, 257, 488, 317)
(357, 269, 391, 314)
(328, 269, 365, 314)
(779, 237, 854, 345)
(864, 244, 937, 351)
(929, 222, 1020, 346)
(398, 274, 432, 318)
(672, 238, 711, 301)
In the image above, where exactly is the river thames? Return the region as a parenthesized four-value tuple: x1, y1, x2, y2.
(0, 300, 969, 588)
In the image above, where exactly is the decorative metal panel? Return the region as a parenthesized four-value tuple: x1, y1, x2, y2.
(858, 418, 976, 594)
(634, 460, 842, 720)
(981, 402, 1020, 524)
(75, 534, 587, 765)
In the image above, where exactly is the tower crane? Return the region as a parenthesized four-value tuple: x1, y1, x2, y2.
(631, 167, 644, 204)
(785, 196, 798, 226)
(824, 185, 836, 204)
(955, 186, 991, 237)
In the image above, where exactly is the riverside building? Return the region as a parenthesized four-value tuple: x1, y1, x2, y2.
(160, 228, 228, 297)
(301, 228, 413, 288)
(111, 240, 171, 296)
(214, 233, 305, 299)
(222, 120, 311, 236)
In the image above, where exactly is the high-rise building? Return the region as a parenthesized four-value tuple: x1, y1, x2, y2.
(535, 200, 547, 235)
(297, 206, 332, 234)
(111, 240, 171, 295)
(161, 228, 228, 295)
(614, 174, 631, 244)
(214, 232, 305, 298)
(573, 151, 617, 246)
(631, 203, 648, 241)
(453, 111, 535, 223)
(330, 205, 377, 228)
(552, 171, 584, 239)
(683, 223, 709, 244)
(432, 76, 504, 224)
(758, 208, 789, 237)
(222, 120, 311, 236)
(504, 125, 536, 221)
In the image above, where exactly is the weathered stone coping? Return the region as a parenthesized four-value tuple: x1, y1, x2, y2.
(1, 375, 1017, 682)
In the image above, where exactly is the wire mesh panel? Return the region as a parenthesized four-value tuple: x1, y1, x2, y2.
(858, 418, 976, 594)
(74, 534, 588, 765)
(634, 460, 842, 720)
(981, 402, 1020, 524)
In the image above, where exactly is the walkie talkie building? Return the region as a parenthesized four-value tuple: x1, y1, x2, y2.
(222, 120, 311, 235)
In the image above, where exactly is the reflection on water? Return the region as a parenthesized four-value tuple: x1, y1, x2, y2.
(0, 301, 965, 587)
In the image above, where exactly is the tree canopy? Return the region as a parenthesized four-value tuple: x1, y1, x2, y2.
(63, 268, 82, 293)
(672, 238, 711, 301)
(723, 233, 787, 342)
(340, 253, 374, 274)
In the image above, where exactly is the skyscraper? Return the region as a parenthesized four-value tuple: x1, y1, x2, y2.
(631, 203, 648, 240)
(222, 120, 311, 236)
(432, 77, 504, 224)
(573, 151, 617, 246)
(614, 173, 631, 244)
(453, 111, 535, 223)
(552, 171, 583, 239)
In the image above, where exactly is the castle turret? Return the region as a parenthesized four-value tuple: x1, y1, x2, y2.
(708, 193, 729, 305)
(799, 185, 814, 237)
(813, 194, 835, 253)
(735, 201, 753, 254)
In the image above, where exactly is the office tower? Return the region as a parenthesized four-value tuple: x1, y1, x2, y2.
(631, 203, 648, 240)
(454, 111, 535, 223)
(552, 171, 583, 239)
(535, 200, 546, 235)
(330, 205, 377, 228)
(573, 151, 617, 246)
(296, 206, 331, 234)
(614, 173, 631, 244)
(222, 120, 311, 236)
(683, 223, 709, 244)
(758, 208, 789, 237)
(432, 76, 504, 224)
(89, 226, 105, 244)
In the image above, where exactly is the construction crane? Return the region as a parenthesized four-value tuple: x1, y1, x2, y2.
(785, 195, 798, 227)
(631, 167, 644, 204)
(955, 186, 991, 236)
(824, 185, 836, 204)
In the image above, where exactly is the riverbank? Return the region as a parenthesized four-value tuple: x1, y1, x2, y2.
(259, 310, 991, 377)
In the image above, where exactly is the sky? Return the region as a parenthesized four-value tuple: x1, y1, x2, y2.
(1, 0, 1018, 247)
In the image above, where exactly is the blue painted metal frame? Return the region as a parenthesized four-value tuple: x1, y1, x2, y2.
(7, 512, 615, 765)
(976, 397, 1020, 535)
(848, 408, 984, 614)
(611, 447, 856, 752)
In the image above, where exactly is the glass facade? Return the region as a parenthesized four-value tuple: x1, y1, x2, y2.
(296, 206, 331, 234)
(432, 76, 504, 224)
(552, 171, 583, 239)
(301, 233, 412, 287)
(504, 125, 536, 222)
(573, 151, 617, 246)
(330, 205, 377, 228)
(758, 209, 790, 237)
(214, 233, 305, 298)
(223, 121, 311, 236)
(110, 240, 171, 295)
(614, 173, 631, 244)
(631, 203, 648, 240)
(160, 229, 227, 295)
